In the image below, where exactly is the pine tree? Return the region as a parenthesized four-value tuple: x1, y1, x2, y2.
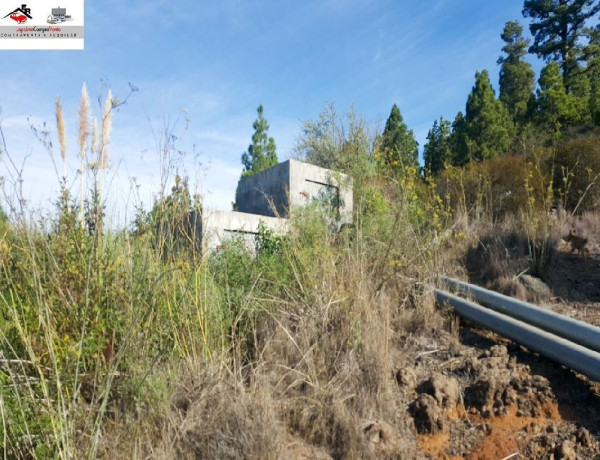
(583, 26, 600, 124)
(424, 117, 452, 176)
(522, 0, 600, 88)
(590, 66, 600, 124)
(536, 61, 580, 130)
(379, 104, 418, 172)
(498, 21, 536, 124)
(241, 104, 278, 178)
(569, 69, 592, 121)
(582, 23, 600, 70)
(464, 70, 514, 160)
(450, 112, 470, 166)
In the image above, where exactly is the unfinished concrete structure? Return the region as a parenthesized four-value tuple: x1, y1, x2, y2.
(201, 159, 353, 252)
(200, 209, 288, 251)
(235, 159, 353, 223)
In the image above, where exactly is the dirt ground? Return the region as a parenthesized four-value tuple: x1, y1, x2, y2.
(409, 236, 600, 459)
(402, 324, 600, 459)
(550, 237, 600, 325)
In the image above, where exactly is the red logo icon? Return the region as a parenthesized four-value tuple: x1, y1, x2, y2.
(3, 4, 32, 24)
(10, 13, 28, 23)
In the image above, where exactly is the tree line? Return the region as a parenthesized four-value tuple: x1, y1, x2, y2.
(423, 0, 600, 176)
(239, 1, 600, 186)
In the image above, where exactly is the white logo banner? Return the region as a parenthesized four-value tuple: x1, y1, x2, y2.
(0, 1, 84, 49)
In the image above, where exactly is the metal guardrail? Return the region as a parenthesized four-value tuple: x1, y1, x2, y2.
(434, 284, 600, 382)
(441, 277, 600, 354)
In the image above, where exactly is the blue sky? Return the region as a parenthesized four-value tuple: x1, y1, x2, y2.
(0, 0, 545, 224)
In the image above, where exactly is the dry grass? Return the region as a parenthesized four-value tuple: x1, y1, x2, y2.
(447, 204, 600, 304)
(566, 211, 599, 246)
(157, 365, 286, 460)
(145, 212, 444, 459)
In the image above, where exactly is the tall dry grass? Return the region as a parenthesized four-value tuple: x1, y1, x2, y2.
(0, 110, 452, 458)
(151, 194, 447, 460)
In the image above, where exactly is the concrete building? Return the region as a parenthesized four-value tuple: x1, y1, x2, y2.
(201, 209, 288, 251)
(200, 159, 352, 253)
(235, 159, 353, 224)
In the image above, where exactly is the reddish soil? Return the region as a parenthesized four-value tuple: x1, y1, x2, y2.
(418, 433, 451, 459)
(467, 403, 561, 460)
(418, 400, 564, 459)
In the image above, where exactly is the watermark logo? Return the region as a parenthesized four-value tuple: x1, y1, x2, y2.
(0, 1, 83, 50)
(2, 4, 32, 24)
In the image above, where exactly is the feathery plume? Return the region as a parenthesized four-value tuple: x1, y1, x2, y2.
(78, 83, 91, 227)
(92, 117, 98, 155)
(78, 83, 90, 161)
(55, 97, 67, 164)
(99, 90, 112, 170)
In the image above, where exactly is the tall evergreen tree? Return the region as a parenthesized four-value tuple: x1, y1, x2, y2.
(536, 60, 580, 129)
(583, 25, 600, 124)
(522, 0, 600, 88)
(589, 55, 600, 124)
(569, 69, 592, 120)
(424, 117, 452, 176)
(379, 104, 418, 172)
(241, 104, 278, 178)
(582, 23, 600, 70)
(590, 70, 600, 124)
(450, 111, 470, 166)
(464, 70, 514, 160)
(498, 21, 536, 124)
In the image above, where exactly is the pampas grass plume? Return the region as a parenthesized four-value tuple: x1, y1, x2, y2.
(78, 83, 90, 161)
(55, 97, 67, 164)
(100, 90, 112, 170)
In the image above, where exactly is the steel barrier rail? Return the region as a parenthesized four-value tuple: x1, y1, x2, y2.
(434, 289, 600, 382)
(441, 276, 600, 354)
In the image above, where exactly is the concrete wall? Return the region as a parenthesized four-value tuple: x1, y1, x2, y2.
(235, 159, 353, 224)
(201, 208, 288, 252)
(235, 161, 290, 217)
(287, 160, 353, 225)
